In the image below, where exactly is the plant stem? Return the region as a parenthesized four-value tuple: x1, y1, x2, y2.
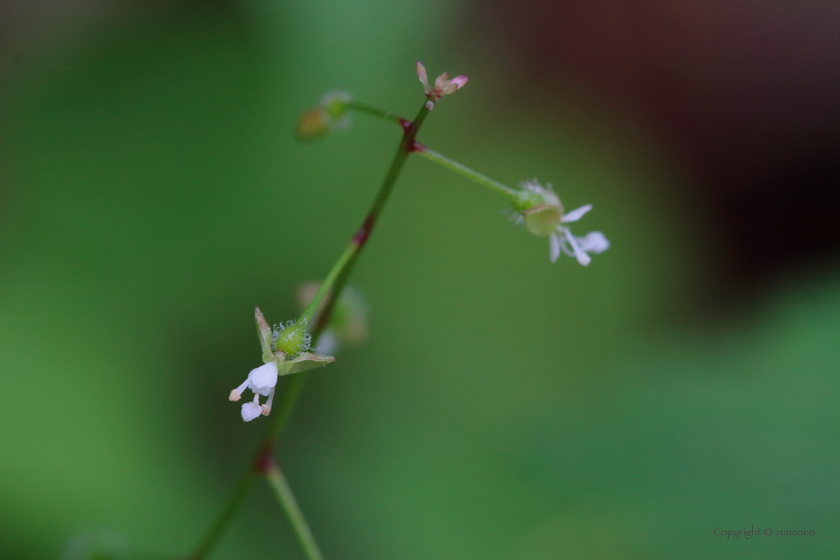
(300, 105, 429, 325)
(264, 459, 324, 560)
(188, 468, 257, 560)
(348, 102, 517, 203)
(312, 105, 429, 335)
(299, 242, 357, 326)
(412, 144, 519, 201)
(187, 101, 430, 560)
(345, 101, 406, 126)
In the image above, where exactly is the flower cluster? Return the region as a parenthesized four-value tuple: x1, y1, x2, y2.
(512, 180, 609, 265)
(416, 61, 468, 109)
(229, 308, 335, 422)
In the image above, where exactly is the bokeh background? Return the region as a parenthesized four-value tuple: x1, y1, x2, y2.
(1, 1, 839, 559)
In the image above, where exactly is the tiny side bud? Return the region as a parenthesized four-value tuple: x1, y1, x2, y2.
(416, 60, 431, 95)
(296, 108, 330, 140)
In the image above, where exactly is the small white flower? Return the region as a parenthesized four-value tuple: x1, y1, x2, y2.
(228, 307, 338, 422)
(513, 180, 609, 266)
(229, 361, 279, 421)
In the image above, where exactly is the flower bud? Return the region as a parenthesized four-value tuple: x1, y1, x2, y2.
(323, 91, 350, 121)
(416, 60, 468, 103)
(295, 90, 352, 140)
(296, 108, 330, 140)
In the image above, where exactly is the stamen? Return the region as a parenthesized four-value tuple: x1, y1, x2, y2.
(563, 228, 591, 266)
(261, 387, 276, 417)
(229, 380, 249, 401)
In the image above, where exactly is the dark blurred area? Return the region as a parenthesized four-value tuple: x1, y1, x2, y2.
(479, 0, 840, 297)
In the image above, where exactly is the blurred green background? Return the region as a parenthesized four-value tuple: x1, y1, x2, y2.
(1, 2, 838, 559)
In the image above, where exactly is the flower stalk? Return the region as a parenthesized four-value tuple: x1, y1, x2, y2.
(344, 101, 407, 127)
(263, 459, 324, 560)
(191, 58, 608, 560)
(188, 101, 431, 560)
(412, 143, 519, 201)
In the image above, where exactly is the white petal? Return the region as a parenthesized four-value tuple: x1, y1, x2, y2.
(241, 402, 263, 422)
(549, 233, 561, 263)
(564, 229, 591, 266)
(579, 231, 609, 254)
(247, 361, 279, 394)
(560, 204, 592, 223)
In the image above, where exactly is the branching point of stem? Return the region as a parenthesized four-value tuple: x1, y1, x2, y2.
(189, 101, 432, 560)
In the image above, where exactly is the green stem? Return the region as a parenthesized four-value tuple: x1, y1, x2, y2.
(312, 104, 429, 335)
(299, 242, 356, 326)
(346, 99, 518, 204)
(187, 101, 431, 560)
(345, 101, 406, 126)
(264, 460, 324, 560)
(189, 468, 257, 560)
(301, 105, 428, 325)
(414, 145, 519, 201)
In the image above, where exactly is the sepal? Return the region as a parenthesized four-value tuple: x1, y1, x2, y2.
(255, 307, 274, 362)
(277, 352, 337, 375)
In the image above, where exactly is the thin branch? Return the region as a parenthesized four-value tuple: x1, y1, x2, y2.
(263, 459, 324, 560)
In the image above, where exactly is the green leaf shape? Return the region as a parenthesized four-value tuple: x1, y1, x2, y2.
(277, 352, 336, 375)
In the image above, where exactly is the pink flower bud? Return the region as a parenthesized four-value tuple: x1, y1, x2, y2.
(449, 75, 469, 91)
(416, 61, 431, 96)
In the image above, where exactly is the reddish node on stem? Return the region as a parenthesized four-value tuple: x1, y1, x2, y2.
(399, 118, 412, 132)
(353, 213, 375, 246)
(254, 450, 275, 473)
(411, 141, 426, 153)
